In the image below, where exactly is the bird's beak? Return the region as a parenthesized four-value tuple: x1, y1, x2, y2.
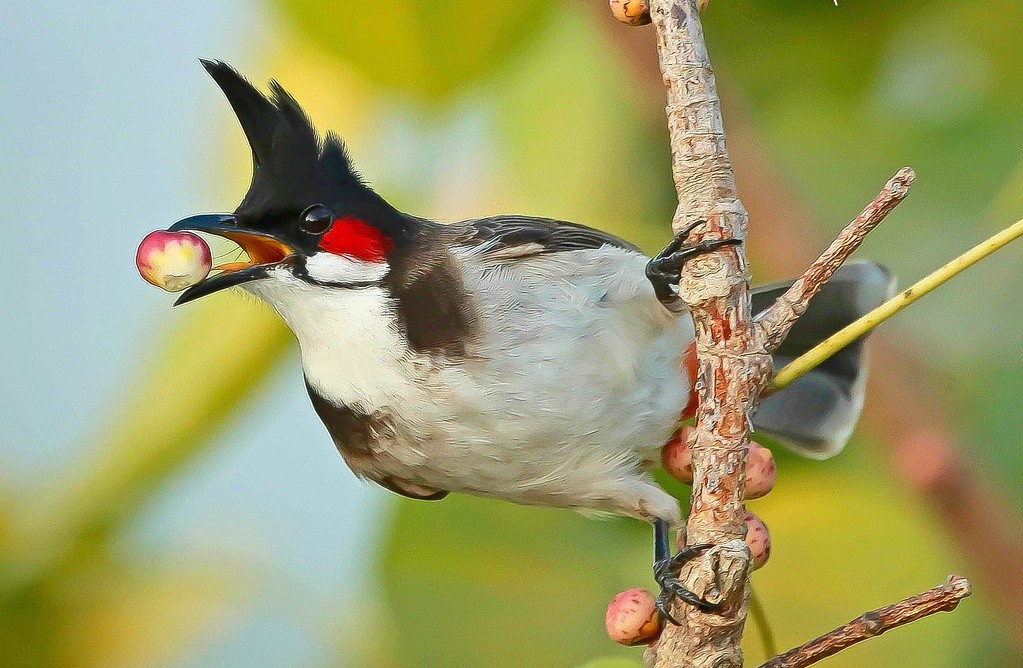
(168, 214, 295, 306)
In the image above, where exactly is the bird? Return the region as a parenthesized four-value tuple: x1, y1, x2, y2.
(167, 60, 894, 617)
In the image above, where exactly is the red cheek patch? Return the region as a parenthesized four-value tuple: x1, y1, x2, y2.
(319, 216, 393, 262)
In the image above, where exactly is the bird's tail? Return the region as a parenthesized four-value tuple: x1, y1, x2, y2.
(750, 260, 895, 459)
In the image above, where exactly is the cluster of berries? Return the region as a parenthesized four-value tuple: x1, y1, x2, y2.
(605, 426, 774, 645)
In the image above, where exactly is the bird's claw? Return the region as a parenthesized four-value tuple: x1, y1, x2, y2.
(646, 221, 742, 306)
(654, 542, 721, 623)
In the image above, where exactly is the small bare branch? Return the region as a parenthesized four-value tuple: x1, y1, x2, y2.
(755, 167, 915, 351)
(758, 575, 972, 668)
(772, 216, 1023, 390)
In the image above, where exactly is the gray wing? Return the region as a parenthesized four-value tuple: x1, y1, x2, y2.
(454, 217, 890, 459)
(454, 215, 641, 258)
(751, 261, 895, 459)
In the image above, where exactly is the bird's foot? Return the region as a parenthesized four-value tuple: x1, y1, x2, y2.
(645, 220, 742, 306)
(654, 543, 721, 624)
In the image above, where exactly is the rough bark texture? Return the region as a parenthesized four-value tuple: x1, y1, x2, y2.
(759, 576, 972, 668)
(648, 0, 761, 665)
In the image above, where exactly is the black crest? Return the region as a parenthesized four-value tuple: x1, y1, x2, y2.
(201, 59, 366, 222)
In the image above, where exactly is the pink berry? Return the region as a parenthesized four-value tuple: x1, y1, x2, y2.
(744, 511, 771, 570)
(745, 445, 777, 499)
(605, 587, 663, 646)
(661, 426, 695, 483)
(136, 230, 212, 292)
(609, 0, 651, 26)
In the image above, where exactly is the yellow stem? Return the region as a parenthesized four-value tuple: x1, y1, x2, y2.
(748, 586, 778, 661)
(771, 218, 1023, 391)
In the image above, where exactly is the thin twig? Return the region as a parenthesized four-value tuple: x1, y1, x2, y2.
(759, 575, 972, 668)
(748, 586, 778, 661)
(755, 168, 915, 351)
(613, 3, 980, 668)
(772, 217, 1023, 390)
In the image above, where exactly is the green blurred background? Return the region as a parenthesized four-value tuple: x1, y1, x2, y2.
(3, 0, 1022, 666)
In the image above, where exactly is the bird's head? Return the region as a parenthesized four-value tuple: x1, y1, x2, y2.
(170, 60, 411, 306)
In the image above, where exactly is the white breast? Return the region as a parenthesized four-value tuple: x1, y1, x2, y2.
(245, 268, 424, 411)
(244, 247, 695, 523)
(441, 247, 694, 496)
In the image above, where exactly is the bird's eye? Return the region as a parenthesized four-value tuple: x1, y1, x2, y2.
(300, 205, 333, 234)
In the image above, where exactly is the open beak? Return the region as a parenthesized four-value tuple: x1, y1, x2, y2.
(168, 214, 295, 306)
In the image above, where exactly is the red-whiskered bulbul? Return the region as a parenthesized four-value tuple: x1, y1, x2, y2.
(167, 61, 894, 616)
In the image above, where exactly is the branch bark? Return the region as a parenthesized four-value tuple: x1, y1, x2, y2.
(758, 576, 973, 668)
(647, 0, 761, 665)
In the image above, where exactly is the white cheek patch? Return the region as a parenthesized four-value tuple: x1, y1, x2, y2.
(304, 252, 389, 284)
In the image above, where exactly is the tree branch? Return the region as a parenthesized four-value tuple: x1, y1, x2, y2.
(755, 168, 915, 352)
(758, 575, 973, 668)
(646, 0, 762, 665)
(632, 2, 977, 667)
(597, 14, 1016, 651)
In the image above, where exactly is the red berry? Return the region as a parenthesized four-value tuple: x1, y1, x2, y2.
(605, 587, 663, 645)
(609, 0, 651, 26)
(136, 230, 212, 292)
(745, 445, 777, 499)
(744, 511, 771, 570)
(662, 426, 695, 483)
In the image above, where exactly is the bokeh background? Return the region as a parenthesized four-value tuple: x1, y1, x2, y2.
(3, 0, 1023, 666)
